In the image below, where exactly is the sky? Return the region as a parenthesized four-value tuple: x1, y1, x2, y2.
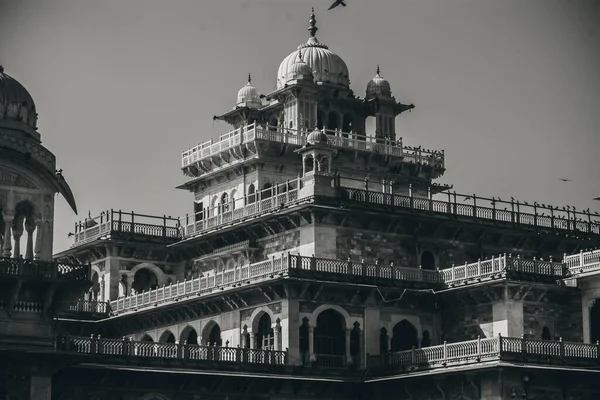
(0, 0, 599, 253)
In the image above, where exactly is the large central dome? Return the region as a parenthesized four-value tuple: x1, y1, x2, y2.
(276, 9, 349, 90)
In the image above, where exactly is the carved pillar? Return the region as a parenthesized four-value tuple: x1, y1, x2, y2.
(12, 222, 23, 258)
(2, 216, 13, 257)
(308, 326, 315, 361)
(25, 219, 36, 259)
(345, 328, 352, 363)
(99, 275, 105, 301)
(33, 220, 43, 260)
(273, 319, 282, 351)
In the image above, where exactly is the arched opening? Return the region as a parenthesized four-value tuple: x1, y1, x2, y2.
(89, 271, 100, 301)
(131, 268, 159, 293)
(365, 116, 376, 140)
(318, 156, 329, 173)
(541, 326, 552, 341)
(379, 327, 389, 354)
(220, 192, 230, 213)
(262, 183, 272, 199)
(230, 189, 238, 210)
(299, 317, 309, 364)
(256, 313, 275, 350)
(349, 321, 361, 365)
(420, 251, 436, 270)
(421, 330, 431, 348)
(247, 184, 256, 205)
(204, 322, 222, 346)
(591, 301, 600, 344)
(141, 334, 154, 342)
(314, 309, 346, 359)
(327, 112, 338, 131)
(211, 195, 219, 217)
(269, 116, 278, 130)
(391, 320, 418, 352)
(181, 326, 198, 345)
(304, 156, 314, 175)
(342, 114, 352, 134)
(10, 200, 36, 259)
(159, 331, 175, 343)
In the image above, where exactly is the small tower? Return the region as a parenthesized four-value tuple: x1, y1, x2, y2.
(365, 65, 397, 140)
(295, 126, 337, 197)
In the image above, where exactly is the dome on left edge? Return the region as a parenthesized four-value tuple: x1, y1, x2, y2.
(0, 66, 38, 129)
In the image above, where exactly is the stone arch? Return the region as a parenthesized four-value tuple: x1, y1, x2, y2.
(317, 155, 329, 173)
(130, 262, 166, 292)
(247, 183, 256, 204)
(391, 319, 419, 352)
(159, 330, 176, 343)
(138, 393, 171, 400)
(309, 304, 352, 329)
(420, 250, 437, 270)
(211, 195, 219, 216)
(202, 320, 222, 346)
(303, 155, 314, 175)
(250, 306, 276, 333)
(230, 189, 238, 210)
(180, 325, 198, 345)
(541, 326, 552, 340)
(314, 308, 346, 357)
(140, 333, 154, 342)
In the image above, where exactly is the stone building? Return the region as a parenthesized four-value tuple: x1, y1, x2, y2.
(2, 9, 600, 400)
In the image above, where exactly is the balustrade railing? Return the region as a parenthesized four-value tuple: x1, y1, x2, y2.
(381, 335, 600, 370)
(109, 253, 566, 315)
(56, 335, 287, 366)
(0, 257, 90, 281)
(340, 188, 600, 236)
(565, 249, 600, 275)
(62, 300, 111, 314)
(181, 123, 445, 169)
(72, 210, 180, 247)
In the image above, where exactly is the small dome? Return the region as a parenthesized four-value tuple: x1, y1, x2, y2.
(236, 74, 262, 109)
(286, 49, 314, 83)
(0, 66, 38, 129)
(306, 127, 329, 145)
(276, 9, 349, 89)
(366, 65, 392, 98)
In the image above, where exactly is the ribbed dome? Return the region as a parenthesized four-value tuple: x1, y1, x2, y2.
(276, 9, 349, 89)
(306, 127, 329, 145)
(366, 65, 392, 99)
(0, 66, 38, 129)
(236, 74, 262, 109)
(285, 49, 314, 83)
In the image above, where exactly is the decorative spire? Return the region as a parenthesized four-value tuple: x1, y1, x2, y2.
(376, 65, 380, 76)
(297, 48, 303, 62)
(308, 7, 318, 37)
(0, 65, 4, 73)
(247, 73, 252, 84)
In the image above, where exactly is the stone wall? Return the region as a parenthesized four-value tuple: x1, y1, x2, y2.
(441, 302, 494, 342)
(523, 295, 583, 342)
(335, 227, 416, 266)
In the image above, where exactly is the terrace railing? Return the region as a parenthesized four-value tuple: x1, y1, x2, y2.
(340, 188, 600, 236)
(565, 249, 600, 275)
(109, 253, 565, 315)
(63, 300, 111, 314)
(57, 335, 287, 366)
(380, 335, 600, 371)
(0, 257, 90, 281)
(181, 123, 445, 169)
(72, 210, 180, 247)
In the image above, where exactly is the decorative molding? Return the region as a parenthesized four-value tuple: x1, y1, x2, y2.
(0, 170, 38, 189)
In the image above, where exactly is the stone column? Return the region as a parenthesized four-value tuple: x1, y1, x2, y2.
(273, 319, 282, 351)
(33, 220, 43, 260)
(25, 219, 36, 259)
(2, 216, 13, 257)
(308, 326, 315, 361)
(345, 329, 352, 363)
(12, 223, 23, 258)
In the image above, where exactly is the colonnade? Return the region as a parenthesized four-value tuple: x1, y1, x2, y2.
(1, 213, 44, 260)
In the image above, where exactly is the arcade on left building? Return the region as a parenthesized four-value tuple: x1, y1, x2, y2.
(0, 65, 92, 399)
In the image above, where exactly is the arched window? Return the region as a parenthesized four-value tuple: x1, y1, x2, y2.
(541, 326, 552, 340)
(181, 326, 198, 345)
(141, 334, 154, 342)
(247, 184, 256, 205)
(131, 268, 159, 293)
(262, 183, 272, 199)
(304, 156, 314, 174)
(391, 320, 418, 352)
(256, 313, 274, 350)
(342, 114, 352, 134)
(230, 189, 238, 210)
(220, 192, 229, 213)
(211, 196, 219, 217)
(205, 323, 222, 346)
(420, 251, 436, 270)
(314, 309, 345, 357)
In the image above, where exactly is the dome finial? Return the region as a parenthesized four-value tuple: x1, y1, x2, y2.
(308, 7, 318, 37)
(248, 73, 252, 84)
(376, 65, 380, 76)
(298, 48, 303, 61)
(0, 65, 4, 73)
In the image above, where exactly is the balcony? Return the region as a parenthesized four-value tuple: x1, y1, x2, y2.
(180, 181, 600, 239)
(109, 253, 566, 315)
(0, 257, 90, 282)
(181, 123, 445, 170)
(71, 210, 181, 248)
(56, 334, 600, 374)
(565, 249, 600, 276)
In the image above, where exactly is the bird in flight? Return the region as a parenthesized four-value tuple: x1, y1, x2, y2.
(328, 0, 347, 10)
(593, 195, 600, 201)
(560, 178, 572, 182)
